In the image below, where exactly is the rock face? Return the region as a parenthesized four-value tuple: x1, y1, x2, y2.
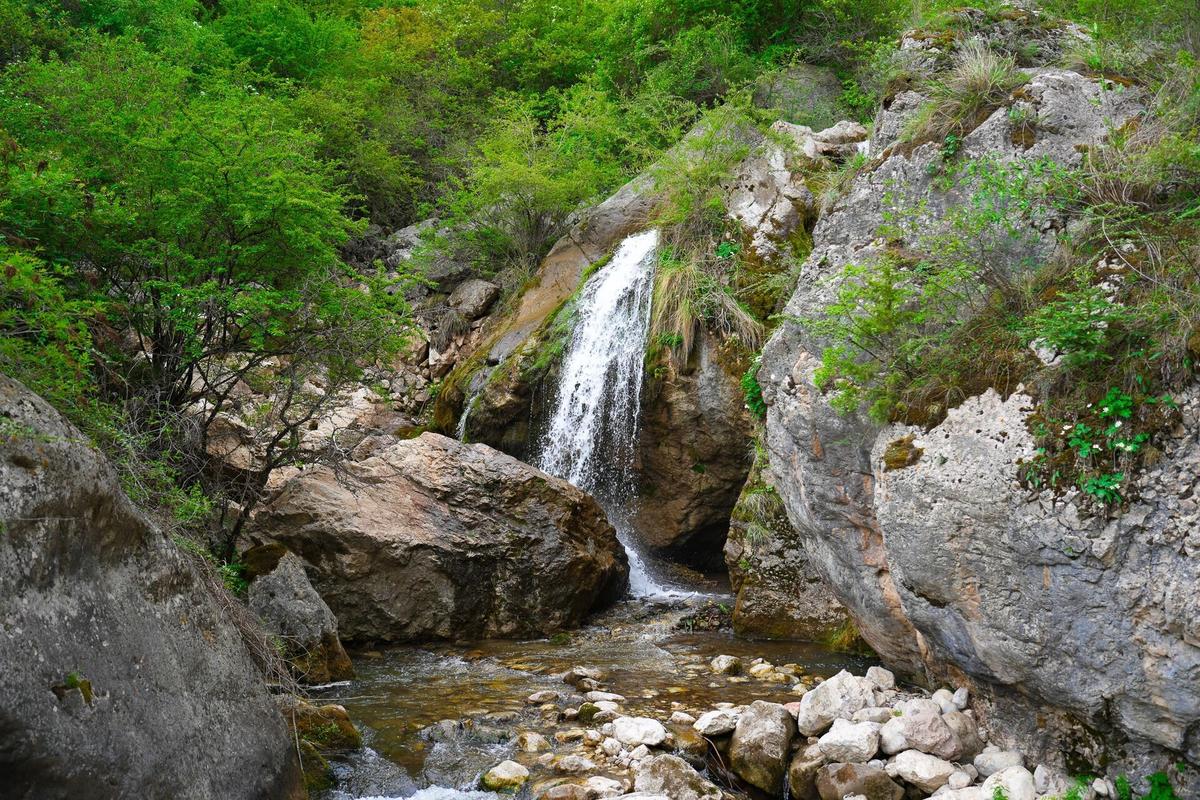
(0, 374, 302, 800)
(760, 28, 1199, 778)
(635, 334, 754, 564)
(246, 432, 628, 643)
(246, 547, 354, 684)
(725, 447, 850, 639)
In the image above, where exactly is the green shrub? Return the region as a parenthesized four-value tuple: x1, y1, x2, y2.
(1021, 286, 1135, 366)
(0, 249, 99, 410)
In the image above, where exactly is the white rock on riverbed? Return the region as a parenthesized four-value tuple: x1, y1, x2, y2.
(794, 670, 877, 735)
(612, 717, 668, 747)
(981, 765, 1036, 800)
(818, 718, 881, 762)
(693, 708, 739, 736)
(974, 747, 1024, 777)
(481, 760, 528, 791)
(886, 749, 956, 793)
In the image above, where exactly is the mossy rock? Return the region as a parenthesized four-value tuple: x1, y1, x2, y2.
(290, 700, 363, 750)
(577, 702, 600, 724)
(883, 434, 924, 472)
(298, 740, 334, 793)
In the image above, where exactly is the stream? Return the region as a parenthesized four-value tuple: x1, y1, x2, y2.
(318, 598, 876, 799)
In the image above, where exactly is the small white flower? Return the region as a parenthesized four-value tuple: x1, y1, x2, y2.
(1114, 421, 1123, 428)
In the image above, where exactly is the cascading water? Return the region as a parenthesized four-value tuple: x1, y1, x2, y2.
(534, 229, 671, 597)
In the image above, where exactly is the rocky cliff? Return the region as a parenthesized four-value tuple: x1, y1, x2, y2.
(0, 374, 303, 800)
(760, 21, 1199, 781)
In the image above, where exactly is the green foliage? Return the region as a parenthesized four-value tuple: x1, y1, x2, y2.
(648, 101, 766, 362)
(213, 0, 354, 83)
(741, 356, 767, 419)
(174, 534, 249, 595)
(1022, 287, 1134, 366)
(0, 249, 99, 409)
(1144, 771, 1182, 799)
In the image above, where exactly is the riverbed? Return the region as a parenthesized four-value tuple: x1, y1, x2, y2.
(317, 595, 875, 799)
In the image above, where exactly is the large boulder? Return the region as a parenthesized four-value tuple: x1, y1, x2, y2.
(245, 546, 354, 684)
(885, 750, 956, 794)
(878, 698, 961, 760)
(794, 670, 877, 736)
(788, 742, 826, 800)
(246, 432, 628, 642)
(0, 374, 302, 800)
(760, 27, 1198, 780)
(729, 700, 796, 795)
(815, 762, 904, 800)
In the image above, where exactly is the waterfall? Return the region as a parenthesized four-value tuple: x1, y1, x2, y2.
(534, 229, 668, 597)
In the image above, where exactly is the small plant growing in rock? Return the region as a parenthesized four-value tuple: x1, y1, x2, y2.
(1081, 471, 1125, 504)
(741, 357, 767, 419)
(1021, 286, 1133, 367)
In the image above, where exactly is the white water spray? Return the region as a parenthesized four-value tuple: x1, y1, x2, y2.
(534, 229, 673, 597)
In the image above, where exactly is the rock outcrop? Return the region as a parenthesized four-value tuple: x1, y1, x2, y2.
(634, 334, 754, 565)
(245, 545, 354, 685)
(245, 432, 628, 643)
(759, 27, 1198, 780)
(0, 374, 302, 800)
(724, 444, 851, 640)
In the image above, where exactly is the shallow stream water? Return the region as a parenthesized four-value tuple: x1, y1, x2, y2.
(318, 597, 875, 799)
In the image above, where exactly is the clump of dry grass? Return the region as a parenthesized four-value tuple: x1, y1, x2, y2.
(904, 38, 1028, 144)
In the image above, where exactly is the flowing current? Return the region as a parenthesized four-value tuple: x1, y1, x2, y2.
(534, 229, 668, 597)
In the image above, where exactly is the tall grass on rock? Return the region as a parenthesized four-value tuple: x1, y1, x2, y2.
(904, 38, 1029, 144)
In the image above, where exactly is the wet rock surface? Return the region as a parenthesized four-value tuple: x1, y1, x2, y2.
(0, 375, 302, 800)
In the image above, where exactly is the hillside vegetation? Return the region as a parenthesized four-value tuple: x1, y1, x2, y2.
(1, 0, 1197, 543)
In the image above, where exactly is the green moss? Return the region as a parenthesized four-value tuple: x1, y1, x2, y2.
(824, 619, 872, 654)
(65, 672, 93, 705)
(298, 740, 334, 793)
(882, 434, 924, 472)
